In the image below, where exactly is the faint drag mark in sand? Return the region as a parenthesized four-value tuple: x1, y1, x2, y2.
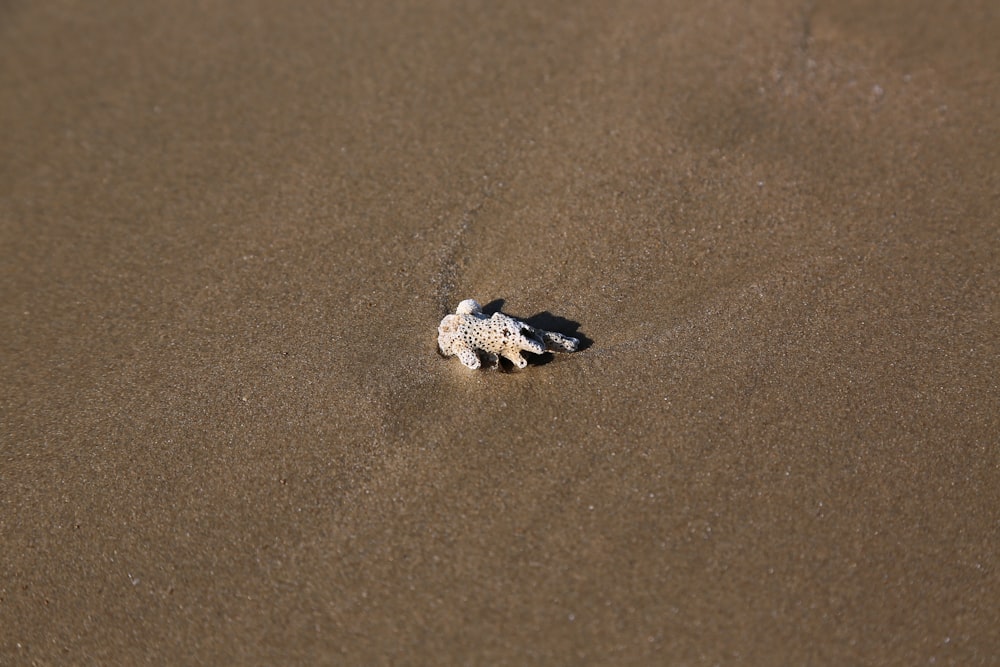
(575, 274, 779, 361)
(578, 250, 860, 363)
(428, 172, 512, 314)
(431, 200, 483, 316)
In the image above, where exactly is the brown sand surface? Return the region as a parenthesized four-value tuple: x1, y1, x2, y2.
(2, 1, 998, 664)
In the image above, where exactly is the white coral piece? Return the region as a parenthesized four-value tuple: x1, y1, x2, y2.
(438, 299, 580, 370)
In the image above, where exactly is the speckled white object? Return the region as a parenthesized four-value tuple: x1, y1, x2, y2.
(438, 299, 580, 370)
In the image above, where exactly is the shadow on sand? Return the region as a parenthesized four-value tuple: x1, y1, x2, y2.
(481, 298, 592, 370)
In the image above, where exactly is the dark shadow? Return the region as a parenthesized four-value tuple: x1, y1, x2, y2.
(520, 352, 556, 367)
(495, 356, 523, 372)
(523, 311, 592, 351)
(520, 310, 592, 367)
(480, 298, 505, 316)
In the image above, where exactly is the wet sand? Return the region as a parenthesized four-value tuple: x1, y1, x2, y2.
(2, 1, 998, 664)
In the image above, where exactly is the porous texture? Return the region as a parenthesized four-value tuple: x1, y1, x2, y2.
(438, 300, 579, 369)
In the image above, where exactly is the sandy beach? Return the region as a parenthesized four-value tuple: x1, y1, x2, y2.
(2, 1, 998, 663)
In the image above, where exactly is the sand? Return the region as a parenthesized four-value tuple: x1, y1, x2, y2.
(2, 0, 998, 664)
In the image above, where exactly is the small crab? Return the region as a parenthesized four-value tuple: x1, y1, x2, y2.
(437, 299, 580, 370)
